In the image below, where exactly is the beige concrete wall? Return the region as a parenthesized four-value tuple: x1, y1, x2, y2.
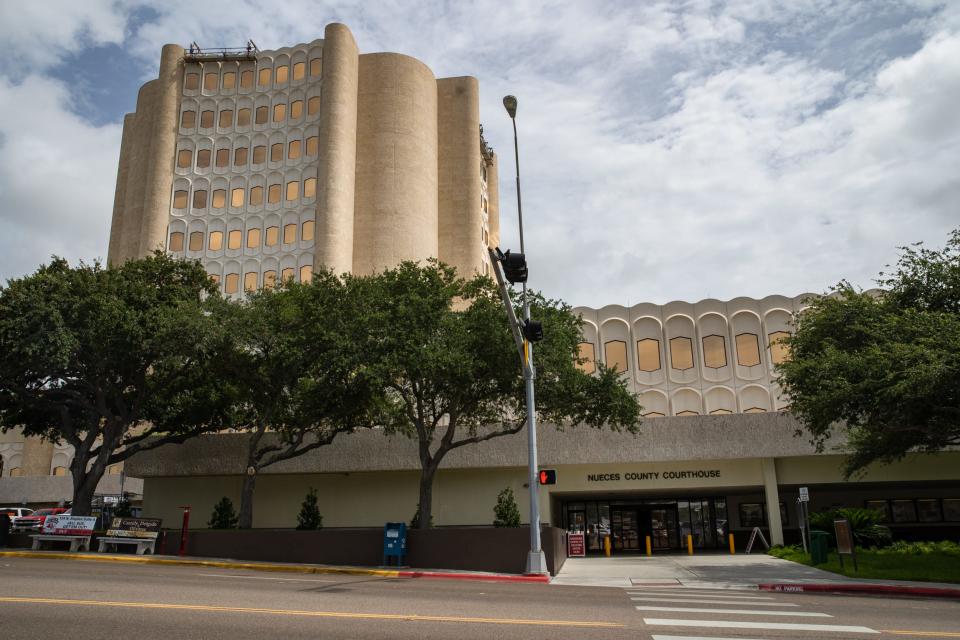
(118, 83, 156, 261)
(314, 23, 359, 275)
(775, 452, 960, 485)
(107, 114, 135, 265)
(487, 152, 500, 249)
(437, 77, 482, 277)
(352, 53, 439, 275)
(20, 437, 54, 477)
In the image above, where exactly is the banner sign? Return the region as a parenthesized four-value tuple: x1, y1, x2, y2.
(42, 515, 96, 536)
(567, 532, 586, 557)
(834, 518, 854, 555)
(106, 517, 163, 540)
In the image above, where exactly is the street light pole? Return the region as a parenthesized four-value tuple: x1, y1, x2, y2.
(503, 95, 548, 576)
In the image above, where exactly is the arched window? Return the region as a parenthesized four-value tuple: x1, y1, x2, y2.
(669, 337, 694, 370)
(300, 265, 313, 283)
(676, 410, 699, 416)
(307, 96, 320, 115)
(208, 231, 223, 251)
(286, 181, 299, 201)
(52, 466, 68, 476)
(702, 335, 727, 368)
(215, 149, 229, 167)
(636, 338, 660, 372)
(177, 150, 192, 168)
(234, 147, 248, 167)
(227, 230, 242, 250)
(9, 467, 24, 477)
(263, 271, 277, 289)
(247, 228, 261, 248)
(192, 189, 207, 209)
(203, 72, 218, 91)
(273, 103, 286, 123)
(268, 184, 282, 204)
(293, 62, 305, 80)
(255, 106, 268, 124)
(301, 220, 315, 241)
(265, 226, 279, 246)
(173, 190, 188, 208)
(290, 100, 303, 119)
(184, 72, 200, 91)
(181, 110, 196, 128)
(283, 223, 297, 244)
(768, 331, 791, 364)
(222, 72, 236, 89)
(240, 70, 254, 88)
(309, 58, 321, 77)
(231, 188, 245, 207)
(188, 231, 204, 251)
(288, 140, 301, 159)
(306, 136, 318, 155)
(224, 273, 240, 294)
(604, 340, 628, 373)
(250, 186, 264, 205)
(237, 108, 251, 126)
(108, 464, 123, 475)
(258, 68, 272, 87)
(212, 189, 227, 208)
(168, 232, 185, 252)
(275, 65, 289, 84)
(735, 333, 761, 367)
(576, 342, 595, 374)
(642, 412, 665, 418)
(196, 149, 211, 168)
(200, 110, 214, 128)
(218, 109, 233, 128)
(303, 178, 316, 198)
(281, 267, 295, 282)
(270, 143, 284, 162)
(709, 408, 733, 415)
(244, 272, 258, 292)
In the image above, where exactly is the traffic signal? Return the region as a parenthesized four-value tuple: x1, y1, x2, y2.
(501, 250, 528, 284)
(538, 469, 557, 485)
(522, 319, 544, 342)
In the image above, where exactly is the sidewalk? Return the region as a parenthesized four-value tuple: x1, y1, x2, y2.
(0, 550, 550, 584)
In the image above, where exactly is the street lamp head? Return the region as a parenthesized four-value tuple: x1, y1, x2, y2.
(503, 95, 518, 119)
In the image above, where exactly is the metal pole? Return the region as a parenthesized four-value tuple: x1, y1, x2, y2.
(509, 111, 548, 576)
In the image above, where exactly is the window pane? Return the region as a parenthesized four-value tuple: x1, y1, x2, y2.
(252, 145, 266, 164)
(222, 71, 236, 89)
(293, 62, 305, 80)
(637, 339, 660, 372)
(271, 143, 283, 162)
(303, 177, 317, 198)
(185, 73, 200, 90)
(265, 226, 279, 246)
(307, 96, 320, 115)
(212, 189, 226, 208)
(210, 274, 221, 285)
(944, 499, 960, 522)
(208, 231, 223, 251)
(275, 65, 289, 84)
(604, 340, 628, 372)
(231, 188, 244, 207)
(281, 267, 295, 282)
(200, 110, 214, 128)
(234, 147, 248, 167)
(219, 109, 233, 128)
(670, 337, 694, 370)
(769, 331, 791, 364)
(246, 228, 260, 248)
(290, 100, 303, 119)
(173, 190, 188, 208)
(865, 500, 891, 522)
(215, 149, 229, 167)
(227, 230, 241, 249)
(168, 232, 184, 251)
(917, 499, 942, 523)
(273, 103, 286, 122)
(250, 186, 264, 205)
(197, 149, 211, 168)
(309, 58, 321, 77)
(244, 272, 258, 291)
(576, 342, 595, 374)
(286, 181, 299, 201)
(709, 409, 732, 415)
(739, 503, 765, 528)
(240, 70, 253, 88)
(702, 335, 727, 368)
(263, 270, 277, 289)
(204, 72, 218, 91)
(306, 136, 318, 155)
(736, 333, 761, 367)
(258, 68, 272, 86)
(255, 106, 268, 124)
(300, 265, 313, 282)
(237, 108, 251, 126)
(181, 110, 196, 128)
(188, 231, 203, 251)
(177, 150, 192, 168)
(283, 223, 297, 244)
(891, 500, 918, 523)
(268, 184, 281, 204)
(225, 273, 239, 294)
(192, 189, 207, 209)
(301, 220, 315, 241)
(288, 140, 301, 159)
(676, 410, 699, 416)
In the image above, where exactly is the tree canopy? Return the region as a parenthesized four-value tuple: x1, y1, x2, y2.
(778, 229, 960, 476)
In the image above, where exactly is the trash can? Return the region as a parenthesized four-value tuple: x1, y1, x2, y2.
(809, 530, 829, 565)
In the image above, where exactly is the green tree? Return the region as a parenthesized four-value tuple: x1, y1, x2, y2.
(218, 273, 382, 529)
(0, 253, 229, 516)
(208, 496, 239, 529)
(296, 487, 323, 530)
(778, 229, 960, 476)
(493, 487, 521, 527)
(358, 261, 641, 529)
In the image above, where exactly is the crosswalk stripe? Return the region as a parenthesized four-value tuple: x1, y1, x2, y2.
(635, 605, 829, 617)
(643, 618, 879, 633)
(627, 592, 776, 601)
(651, 636, 770, 640)
(632, 597, 798, 607)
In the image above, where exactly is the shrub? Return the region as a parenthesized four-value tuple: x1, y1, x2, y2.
(808, 507, 892, 548)
(493, 487, 521, 527)
(296, 487, 323, 530)
(208, 496, 239, 529)
(877, 540, 960, 556)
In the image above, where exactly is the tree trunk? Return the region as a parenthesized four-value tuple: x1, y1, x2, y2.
(238, 471, 257, 529)
(416, 464, 437, 529)
(69, 466, 102, 517)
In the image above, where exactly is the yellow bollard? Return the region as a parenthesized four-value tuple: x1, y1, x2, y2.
(604, 535, 611, 557)
(729, 533, 736, 555)
(687, 534, 694, 555)
(645, 536, 652, 556)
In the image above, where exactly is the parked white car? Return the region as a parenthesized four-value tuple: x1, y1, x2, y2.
(1, 507, 34, 520)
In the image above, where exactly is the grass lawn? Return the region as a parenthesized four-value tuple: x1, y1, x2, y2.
(770, 546, 960, 584)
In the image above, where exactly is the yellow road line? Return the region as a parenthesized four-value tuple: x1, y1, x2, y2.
(0, 596, 623, 629)
(882, 631, 960, 638)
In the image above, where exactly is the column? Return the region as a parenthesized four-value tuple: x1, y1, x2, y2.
(761, 457, 784, 545)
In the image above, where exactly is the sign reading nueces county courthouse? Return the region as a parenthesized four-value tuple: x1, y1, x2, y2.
(587, 469, 722, 482)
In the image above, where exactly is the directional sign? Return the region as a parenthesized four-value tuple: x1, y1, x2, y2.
(799, 487, 809, 502)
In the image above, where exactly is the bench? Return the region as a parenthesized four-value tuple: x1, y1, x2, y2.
(97, 536, 157, 555)
(31, 534, 91, 552)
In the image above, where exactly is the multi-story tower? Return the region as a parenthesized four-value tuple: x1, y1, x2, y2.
(107, 23, 499, 292)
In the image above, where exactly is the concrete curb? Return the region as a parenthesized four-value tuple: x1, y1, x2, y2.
(759, 582, 960, 599)
(0, 550, 548, 584)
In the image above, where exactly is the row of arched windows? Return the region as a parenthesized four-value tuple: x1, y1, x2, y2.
(169, 221, 314, 253)
(179, 96, 320, 134)
(176, 138, 318, 173)
(172, 178, 316, 211)
(184, 58, 321, 95)
(213, 265, 314, 294)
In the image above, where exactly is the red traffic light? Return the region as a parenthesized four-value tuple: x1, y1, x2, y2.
(538, 469, 557, 485)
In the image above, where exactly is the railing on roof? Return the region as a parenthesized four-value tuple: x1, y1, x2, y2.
(183, 40, 259, 62)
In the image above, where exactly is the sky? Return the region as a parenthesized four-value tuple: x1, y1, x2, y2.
(0, 1, 958, 307)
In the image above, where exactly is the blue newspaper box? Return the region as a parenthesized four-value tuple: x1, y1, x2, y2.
(383, 522, 407, 566)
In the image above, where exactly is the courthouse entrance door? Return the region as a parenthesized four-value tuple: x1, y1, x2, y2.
(611, 508, 643, 551)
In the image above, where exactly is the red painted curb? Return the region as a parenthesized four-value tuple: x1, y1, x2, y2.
(759, 583, 960, 599)
(397, 570, 550, 584)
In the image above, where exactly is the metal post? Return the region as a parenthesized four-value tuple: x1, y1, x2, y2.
(178, 506, 191, 557)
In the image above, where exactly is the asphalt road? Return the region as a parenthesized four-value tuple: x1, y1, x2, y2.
(1, 556, 958, 639)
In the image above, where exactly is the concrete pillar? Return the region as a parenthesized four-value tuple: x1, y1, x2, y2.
(120, 84, 155, 261)
(314, 23, 359, 275)
(761, 457, 784, 545)
(21, 437, 53, 476)
(437, 76, 482, 277)
(486, 152, 500, 249)
(107, 114, 136, 265)
(139, 43, 184, 257)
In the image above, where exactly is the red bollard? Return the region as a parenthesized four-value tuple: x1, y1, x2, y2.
(178, 506, 191, 557)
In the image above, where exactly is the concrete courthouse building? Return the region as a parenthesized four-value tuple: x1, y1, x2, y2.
(6, 23, 958, 552)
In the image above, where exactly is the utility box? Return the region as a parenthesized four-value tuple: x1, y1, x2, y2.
(809, 530, 829, 565)
(383, 522, 407, 566)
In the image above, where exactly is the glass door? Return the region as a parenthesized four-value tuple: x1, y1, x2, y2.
(650, 507, 679, 549)
(611, 508, 641, 551)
